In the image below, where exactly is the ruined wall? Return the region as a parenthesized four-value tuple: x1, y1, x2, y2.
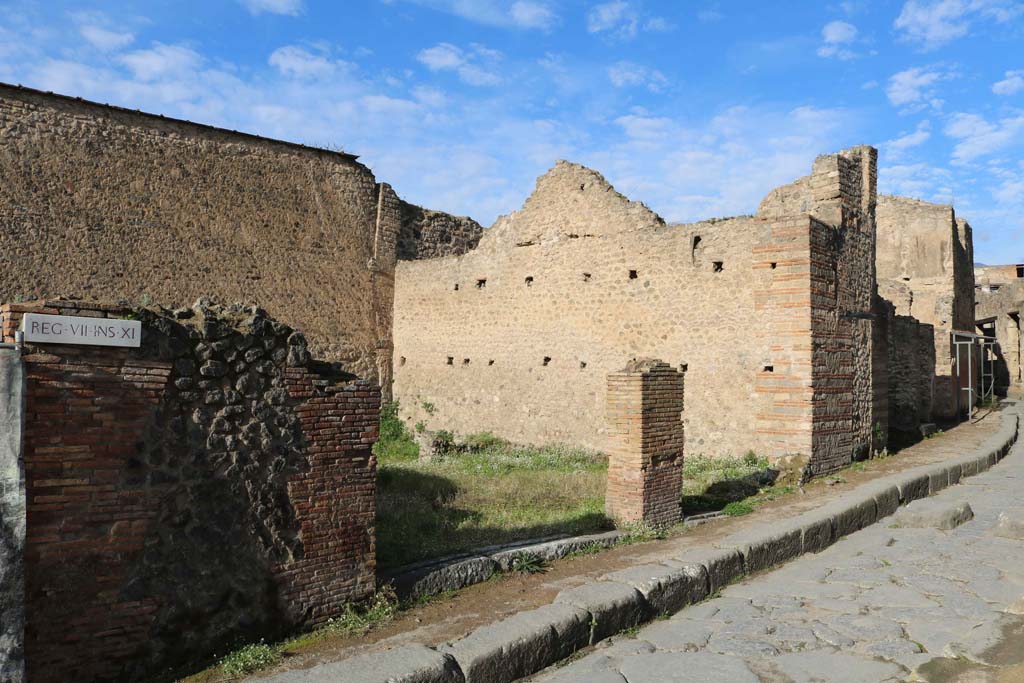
(977, 280, 1024, 392)
(874, 298, 936, 432)
(976, 264, 1023, 290)
(0, 84, 397, 383)
(0, 300, 377, 683)
(397, 200, 483, 260)
(395, 148, 878, 473)
(875, 195, 975, 420)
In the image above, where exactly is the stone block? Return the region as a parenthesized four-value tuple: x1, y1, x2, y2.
(821, 495, 877, 539)
(281, 644, 463, 683)
(669, 547, 744, 594)
(442, 604, 590, 683)
(794, 512, 834, 553)
(488, 531, 623, 572)
(718, 524, 803, 574)
(602, 562, 708, 617)
(554, 581, 645, 643)
(893, 472, 930, 503)
(927, 466, 949, 495)
(893, 500, 974, 530)
(865, 483, 901, 519)
(390, 556, 498, 601)
(944, 462, 962, 486)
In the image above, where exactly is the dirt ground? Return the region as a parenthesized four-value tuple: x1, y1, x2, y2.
(232, 408, 1007, 681)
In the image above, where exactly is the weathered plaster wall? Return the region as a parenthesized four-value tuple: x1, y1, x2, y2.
(875, 195, 975, 420)
(0, 84, 397, 383)
(976, 264, 1023, 290)
(395, 148, 878, 473)
(0, 300, 377, 683)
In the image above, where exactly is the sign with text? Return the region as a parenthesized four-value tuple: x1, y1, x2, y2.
(20, 313, 142, 348)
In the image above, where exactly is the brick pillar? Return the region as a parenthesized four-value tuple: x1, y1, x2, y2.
(605, 359, 684, 527)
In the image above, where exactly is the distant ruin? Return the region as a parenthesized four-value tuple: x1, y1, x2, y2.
(395, 147, 881, 476)
(875, 195, 976, 423)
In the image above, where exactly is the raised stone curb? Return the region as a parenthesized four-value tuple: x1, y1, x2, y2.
(283, 644, 463, 683)
(439, 604, 590, 683)
(601, 562, 708, 617)
(335, 407, 1020, 683)
(386, 531, 625, 600)
(554, 581, 645, 643)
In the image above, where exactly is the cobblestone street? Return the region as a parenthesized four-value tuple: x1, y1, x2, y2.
(534, 418, 1024, 683)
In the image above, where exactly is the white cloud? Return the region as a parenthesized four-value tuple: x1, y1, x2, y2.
(239, 0, 303, 15)
(509, 1, 558, 29)
(886, 66, 952, 109)
(417, 43, 502, 86)
(879, 162, 955, 201)
(817, 20, 859, 59)
(391, 0, 557, 30)
(269, 46, 349, 80)
(586, 1, 669, 40)
(993, 69, 1024, 95)
(79, 25, 134, 52)
(607, 61, 668, 92)
(119, 44, 203, 82)
(894, 0, 1023, 50)
(944, 112, 1024, 163)
(882, 120, 932, 159)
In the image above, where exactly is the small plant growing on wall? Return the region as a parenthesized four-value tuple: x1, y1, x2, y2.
(421, 400, 436, 415)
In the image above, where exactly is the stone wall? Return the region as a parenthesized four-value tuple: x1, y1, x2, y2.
(0, 347, 25, 683)
(874, 297, 936, 433)
(875, 195, 975, 420)
(0, 300, 377, 683)
(397, 200, 484, 260)
(0, 84, 397, 384)
(394, 147, 878, 474)
(976, 263, 1023, 291)
(977, 280, 1024, 392)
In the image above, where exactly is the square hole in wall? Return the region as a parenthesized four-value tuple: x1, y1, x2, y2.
(543, 356, 551, 366)
(454, 283, 459, 291)
(525, 276, 534, 286)
(582, 273, 591, 282)
(629, 269, 638, 279)
(770, 262, 777, 270)
(763, 365, 774, 373)
(580, 361, 587, 369)
(463, 358, 470, 365)
(399, 356, 407, 366)
(446, 357, 454, 365)
(679, 363, 688, 373)
(476, 279, 487, 289)
(488, 359, 495, 366)
(712, 261, 723, 272)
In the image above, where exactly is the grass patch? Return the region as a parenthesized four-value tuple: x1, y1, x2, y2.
(375, 405, 610, 569)
(187, 589, 400, 682)
(219, 642, 279, 677)
(680, 452, 772, 514)
(722, 500, 754, 516)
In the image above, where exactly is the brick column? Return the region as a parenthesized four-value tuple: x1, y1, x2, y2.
(605, 359, 684, 527)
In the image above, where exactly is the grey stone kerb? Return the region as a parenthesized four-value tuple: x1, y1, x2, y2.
(0, 348, 25, 683)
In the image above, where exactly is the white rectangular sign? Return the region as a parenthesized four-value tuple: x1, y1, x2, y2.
(20, 313, 142, 348)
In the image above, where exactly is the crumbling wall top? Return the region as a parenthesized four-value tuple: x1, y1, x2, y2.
(478, 160, 665, 251)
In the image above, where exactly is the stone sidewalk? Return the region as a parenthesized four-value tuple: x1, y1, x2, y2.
(259, 404, 1020, 683)
(534, 412, 1024, 682)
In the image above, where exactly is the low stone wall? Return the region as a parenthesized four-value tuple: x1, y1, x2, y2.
(0, 299, 378, 683)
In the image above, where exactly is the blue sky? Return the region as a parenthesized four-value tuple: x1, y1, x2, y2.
(0, 1, 1022, 264)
